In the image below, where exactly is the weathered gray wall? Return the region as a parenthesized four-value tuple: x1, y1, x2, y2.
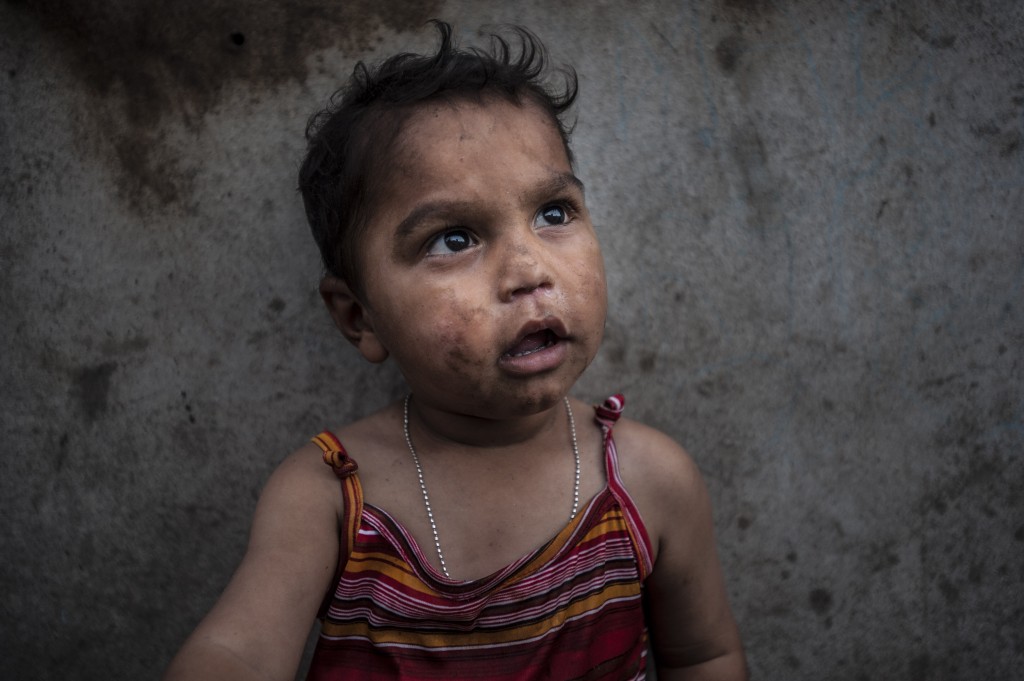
(2, 1, 1021, 679)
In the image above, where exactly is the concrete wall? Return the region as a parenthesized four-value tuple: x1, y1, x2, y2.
(2, 1, 1021, 679)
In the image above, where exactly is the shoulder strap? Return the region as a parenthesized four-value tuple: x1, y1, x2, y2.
(594, 393, 624, 434)
(593, 394, 624, 485)
(592, 395, 655, 580)
(310, 431, 363, 619)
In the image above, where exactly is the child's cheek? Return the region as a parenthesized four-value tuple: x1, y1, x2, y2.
(434, 300, 493, 375)
(572, 242, 608, 316)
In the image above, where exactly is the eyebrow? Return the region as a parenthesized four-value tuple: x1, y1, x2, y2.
(393, 171, 586, 239)
(540, 171, 586, 198)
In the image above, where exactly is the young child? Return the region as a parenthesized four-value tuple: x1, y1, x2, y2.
(165, 21, 746, 681)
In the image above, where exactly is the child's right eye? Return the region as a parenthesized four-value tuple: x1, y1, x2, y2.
(426, 228, 476, 256)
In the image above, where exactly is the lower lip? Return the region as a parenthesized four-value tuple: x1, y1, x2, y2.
(498, 339, 568, 376)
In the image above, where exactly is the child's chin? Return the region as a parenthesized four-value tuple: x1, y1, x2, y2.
(498, 379, 583, 416)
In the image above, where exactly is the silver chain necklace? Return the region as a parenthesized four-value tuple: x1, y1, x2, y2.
(402, 395, 581, 579)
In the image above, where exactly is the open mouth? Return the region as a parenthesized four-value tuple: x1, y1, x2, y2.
(504, 329, 558, 358)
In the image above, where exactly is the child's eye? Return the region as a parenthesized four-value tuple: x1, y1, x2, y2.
(426, 228, 476, 255)
(536, 204, 571, 227)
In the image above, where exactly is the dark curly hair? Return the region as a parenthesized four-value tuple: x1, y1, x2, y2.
(298, 20, 579, 297)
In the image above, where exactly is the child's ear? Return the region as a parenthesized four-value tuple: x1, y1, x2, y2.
(319, 276, 389, 364)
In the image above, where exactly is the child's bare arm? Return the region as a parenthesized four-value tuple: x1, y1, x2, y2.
(618, 423, 747, 680)
(163, 446, 342, 681)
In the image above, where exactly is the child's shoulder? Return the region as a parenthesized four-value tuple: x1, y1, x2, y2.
(609, 417, 746, 675)
(310, 401, 414, 505)
(265, 404, 398, 500)
(609, 415, 710, 555)
(611, 415, 703, 493)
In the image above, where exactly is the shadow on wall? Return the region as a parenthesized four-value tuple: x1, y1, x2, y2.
(9, 0, 441, 212)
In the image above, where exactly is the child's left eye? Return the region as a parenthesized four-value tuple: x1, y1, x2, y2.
(426, 228, 476, 256)
(536, 205, 569, 227)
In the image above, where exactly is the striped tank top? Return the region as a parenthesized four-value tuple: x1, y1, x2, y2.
(307, 395, 653, 680)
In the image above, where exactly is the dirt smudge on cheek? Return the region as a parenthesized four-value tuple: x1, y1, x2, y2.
(568, 244, 608, 350)
(436, 303, 492, 379)
(441, 338, 476, 378)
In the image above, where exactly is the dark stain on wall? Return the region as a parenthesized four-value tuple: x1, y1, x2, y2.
(809, 587, 832, 615)
(100, 335, 151, 356)
(867, 540, 901, 573)
(909, 654, 930, 681)
(971, 117, 1024, 158)
(715, 34, 744, 75)
(938, 577, 960, 605)
(55, 431, 70, 471)
(7, 0, 442, 212)
(180, 391, 196, 425)
(72, 361, 118, 420)
(638, 351, 656, 372)
(729, 122, 779, 232)
(722, 0, 771, 14)
(999, 131, 1021, 157)
(911, 25, 957, 50)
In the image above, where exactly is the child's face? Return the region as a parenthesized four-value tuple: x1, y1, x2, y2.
(353, 98, 607, 418)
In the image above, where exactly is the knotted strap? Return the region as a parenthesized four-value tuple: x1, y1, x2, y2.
(313, 431, 359, 477)
(594, 394, 625, 435)
(310, 431, 363, 619)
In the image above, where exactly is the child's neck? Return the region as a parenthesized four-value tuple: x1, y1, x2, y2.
(407, 398, 567, 452)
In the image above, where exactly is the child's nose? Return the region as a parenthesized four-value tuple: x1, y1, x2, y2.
(497, 234, 554, 302)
